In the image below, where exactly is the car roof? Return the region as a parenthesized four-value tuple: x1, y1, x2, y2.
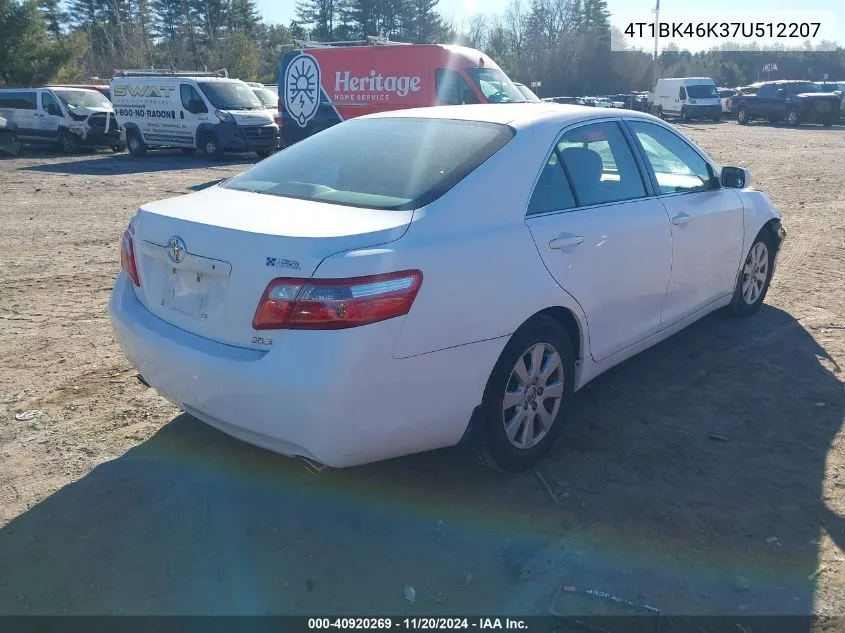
(360, 103, 659, 129)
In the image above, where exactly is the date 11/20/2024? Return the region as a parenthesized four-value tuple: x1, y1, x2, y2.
(624, 21, 822, 39)
(307, 618, 528, 631)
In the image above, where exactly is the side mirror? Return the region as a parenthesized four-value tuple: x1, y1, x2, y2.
(721, 166, 750, 189)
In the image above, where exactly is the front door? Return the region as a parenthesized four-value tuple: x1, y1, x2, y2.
(625, 120, 745, 325)
(179, 83, 208, 146)
(524, 120, 673, 362)
(39, 91, 63, 140)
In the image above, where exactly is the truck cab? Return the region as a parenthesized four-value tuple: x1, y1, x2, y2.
(279, 37, 525, 147)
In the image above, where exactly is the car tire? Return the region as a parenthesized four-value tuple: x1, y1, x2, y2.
(256, 148, 274, 159)
(127, 130, 147, 157)
(728, 229, 777, 318)
(200, 133, 223, 161)
(785, 109, 800, 127)
(737, 107, 750, 125)
(476, 315, 575, 473)
(59, 129, 79, 154)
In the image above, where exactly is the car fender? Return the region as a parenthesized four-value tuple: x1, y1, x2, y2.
(736, 188, 783, 263)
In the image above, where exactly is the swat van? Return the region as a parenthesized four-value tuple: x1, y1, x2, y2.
(279, 36, 526, 147)
(111, 69, 279, 160)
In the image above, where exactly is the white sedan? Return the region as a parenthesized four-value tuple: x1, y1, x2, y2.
(109, 104, 786, 472)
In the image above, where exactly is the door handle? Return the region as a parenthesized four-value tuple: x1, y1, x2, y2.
(549, 234, 584, 249)
(672, 212, 692, 226)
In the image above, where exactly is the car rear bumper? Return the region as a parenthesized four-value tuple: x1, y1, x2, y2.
(108, 273, 502, 467)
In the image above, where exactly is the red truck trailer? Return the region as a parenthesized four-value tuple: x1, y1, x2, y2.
(279, 36, 526, 146)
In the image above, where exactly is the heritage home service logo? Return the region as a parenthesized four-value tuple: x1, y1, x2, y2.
(284, 52, 322, 127)
(333, 69, 422, 103)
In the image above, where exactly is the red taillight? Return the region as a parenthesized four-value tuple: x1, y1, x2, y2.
(253, 270, 423, 330)
(120, 229, 141, 286)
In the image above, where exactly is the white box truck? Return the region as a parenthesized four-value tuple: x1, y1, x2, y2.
(111, 69, 279, 160)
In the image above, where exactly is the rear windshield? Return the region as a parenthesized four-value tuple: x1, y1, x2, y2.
(686, 84, 718, 99)
(222, 117, 515, 210)
(197, 81, 262, 110)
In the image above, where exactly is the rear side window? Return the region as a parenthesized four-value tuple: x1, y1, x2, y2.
(435, 69, 478, 105)
(556, 121, 646, 206)
(527, 154, 576, 215)
(222, 117, 515, 210)
(0, 91, 37, 109)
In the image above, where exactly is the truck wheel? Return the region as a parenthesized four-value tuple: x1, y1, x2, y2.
(737, 107, 750, 125)
(656, 106, 664, 119)
(200, 133, 223, 161)
(59, 129, 79, 154)
(127, 130, 147, 157)
(680, 107, 690, 122)
(785, 109, 800, 127)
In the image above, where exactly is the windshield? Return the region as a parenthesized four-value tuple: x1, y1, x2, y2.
(252, 87, 277, 108)
(686, 84, 718, 99)
(515, 84, 541, 102)
(466, 68, 526, 104)
(197, 81, 262, 110)
(222, 117, 515, 210)
(53, 89, 112, 109)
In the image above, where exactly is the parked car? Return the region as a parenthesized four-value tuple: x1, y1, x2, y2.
(51, 83, 112, 101)
(280, 37, 525, 147)
(733, 80, 840, 126)
(513, 82, 542, 103)
(0, 114, 20, 155)
(547, 96, 576, 105)
(111, 68, 279, 159)
(817, 81, 845, 117)
(0, 86, 123, 153)
(652, 77, 722, 122)
(717, 87, 740, 115)
(110, 103, 785, 472)
(592, 97, 617, 109)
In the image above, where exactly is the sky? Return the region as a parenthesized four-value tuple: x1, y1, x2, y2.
(261, 0, 843, 51)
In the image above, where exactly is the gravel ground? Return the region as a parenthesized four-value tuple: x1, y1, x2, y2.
(0, 121, 844, 626)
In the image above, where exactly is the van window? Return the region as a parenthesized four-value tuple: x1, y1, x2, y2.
(41, 92, 62, 116)
(435, 69, 478, 105)
(222, 117, 515, 210)
(197, 81, 262, 110)
(679, 87, 687, 100)
(0, 91, 37, 110)
(686, 84, 718, 99)
(466, 67, 526, 103)
(53, 89, 112, 110)
(180, 84, 207, 113)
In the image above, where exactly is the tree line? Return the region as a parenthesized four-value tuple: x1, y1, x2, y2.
(0, 0, 843, 94)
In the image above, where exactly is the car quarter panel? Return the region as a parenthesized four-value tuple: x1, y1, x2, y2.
(310, 121, 591, 362)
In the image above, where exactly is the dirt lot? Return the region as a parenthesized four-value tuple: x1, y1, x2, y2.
(1, 121, 844, 625)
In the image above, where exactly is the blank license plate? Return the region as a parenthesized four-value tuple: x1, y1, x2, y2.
(164, 268, 211, 319)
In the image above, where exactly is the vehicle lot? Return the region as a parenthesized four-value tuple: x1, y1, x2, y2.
(1, 122, 844, 619)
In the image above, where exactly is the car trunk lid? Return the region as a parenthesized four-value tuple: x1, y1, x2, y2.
(129, 185, 413, 350)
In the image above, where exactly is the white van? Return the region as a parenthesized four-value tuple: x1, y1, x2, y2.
(111, 69, 279, 160)
(651, 77, 722, 122)
(0, 87, 123, 153)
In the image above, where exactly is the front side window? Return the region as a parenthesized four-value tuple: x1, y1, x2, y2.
(222, 117, 515, 210)
(180, 84, 207, 112)
(556, 121, 646, 206)
(41, 92, 62, 116)
(679, 87, 687, 100)
(465, 67, 526, 103)
(627, 121, 717, 195)
(435, 69, 478, 105)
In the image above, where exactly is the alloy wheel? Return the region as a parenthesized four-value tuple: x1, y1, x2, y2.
(741, 242, 769, 305)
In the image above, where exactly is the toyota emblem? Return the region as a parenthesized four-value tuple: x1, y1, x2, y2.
(166, 236, 187, 264)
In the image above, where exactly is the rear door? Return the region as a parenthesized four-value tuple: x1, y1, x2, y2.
(625, 119, 744, 325)
(524, 120, 672, 362)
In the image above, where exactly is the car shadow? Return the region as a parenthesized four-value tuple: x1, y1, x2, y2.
(19, 150, 255, 176)
(0, 306, 841, 624)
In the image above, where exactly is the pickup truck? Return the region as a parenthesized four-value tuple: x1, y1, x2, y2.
(733, 80, 840, 127)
